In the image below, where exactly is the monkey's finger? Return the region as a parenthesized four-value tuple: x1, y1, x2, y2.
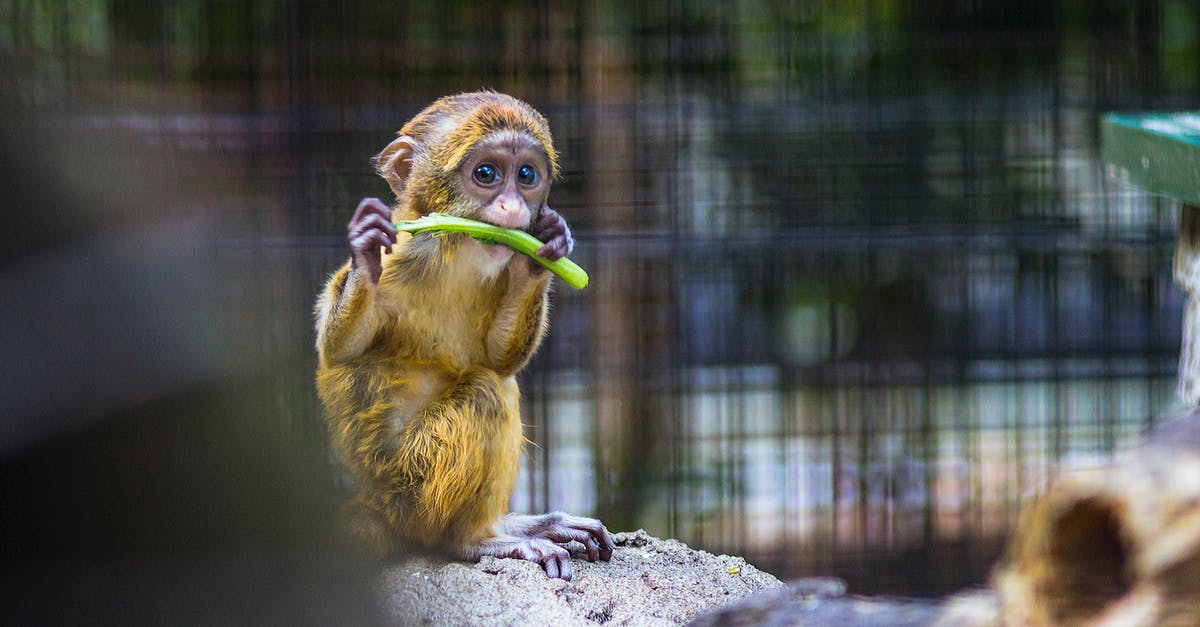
(557, 555, 574, 581)
(583, 536, 600, 562)
(352, 230, 394, 256)
(536, 209, 573, 242)
(514, 541, 548, 566)
(535, 221, 566, 245)
(553, 524, 606, 562)
(552, 527, 592, 547)
(350, 213, 398, 243)
(539, 228, 575, 259)
(537, 207, 564, 229)
(349, 231, 382, 253)
(571, 523, 613, 561)
(351, 196, 391, 220)
(351, 210, 396, 234)
(572, 527, 597, 544)
(535, 234, 569, 261)
(597, 530, 615, 561)
(534, 205, 560, 230)
(549, 213, 574, 256)
(531, 223, 564, 248)
(350, 197, 391, 227)
(543, 554, 562, 579)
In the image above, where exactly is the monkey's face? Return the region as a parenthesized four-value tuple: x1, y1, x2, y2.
(457, 134, 550, 232)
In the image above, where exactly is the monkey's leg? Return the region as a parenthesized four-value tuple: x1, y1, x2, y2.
(390, 369, 524, 550)
(315, 261, 381, 364)
(396, 372, 605, 580)
(500, 512, 615, 563)
(486, 270, 550, 376)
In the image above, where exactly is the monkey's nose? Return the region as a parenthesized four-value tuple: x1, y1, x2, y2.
(490, 199, 527, 229)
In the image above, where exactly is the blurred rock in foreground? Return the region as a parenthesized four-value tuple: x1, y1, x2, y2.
(993, 412, 1200, 627)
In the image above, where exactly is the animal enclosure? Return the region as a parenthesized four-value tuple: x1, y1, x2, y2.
(2, 0, 1197, 597)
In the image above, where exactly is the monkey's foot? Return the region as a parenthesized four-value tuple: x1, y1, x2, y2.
(503, 512, 616, 563)
(473, 536, 575, 580)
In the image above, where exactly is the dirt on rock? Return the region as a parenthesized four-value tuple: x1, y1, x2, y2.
(376, 529, 783, 626)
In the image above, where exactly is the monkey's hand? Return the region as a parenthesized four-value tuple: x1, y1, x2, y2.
(348, 197, 397, 284)
(503, 512, 615, 563)
(528, 204, 575, 267)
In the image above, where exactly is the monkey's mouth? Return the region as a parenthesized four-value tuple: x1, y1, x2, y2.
(473, 237, 515, 259)
(482, 218, 532, 231)
(483, 243, 515, 266)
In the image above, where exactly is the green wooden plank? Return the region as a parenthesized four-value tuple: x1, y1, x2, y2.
(1102, 112, 1200, 206)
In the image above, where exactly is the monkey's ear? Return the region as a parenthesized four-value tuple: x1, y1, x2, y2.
(373, 135, 417, 198)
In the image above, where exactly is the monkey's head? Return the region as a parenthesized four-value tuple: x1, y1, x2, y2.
(373, 91, 559, 233)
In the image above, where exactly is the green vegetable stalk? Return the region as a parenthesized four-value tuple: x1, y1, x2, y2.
(394, 213, 590, 290)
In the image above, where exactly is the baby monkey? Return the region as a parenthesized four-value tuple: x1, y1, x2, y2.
(315, 92, 612, 580)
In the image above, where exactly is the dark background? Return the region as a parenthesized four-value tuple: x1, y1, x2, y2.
(1, 0, 1196, 621)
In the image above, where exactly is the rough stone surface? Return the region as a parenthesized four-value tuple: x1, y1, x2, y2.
(376, 529, 783, 626)
(687, 583, 999, 627)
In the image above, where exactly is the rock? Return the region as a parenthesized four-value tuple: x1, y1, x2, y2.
(376, 529, 783, 625)
(375, 413, 1200, 626)
(685, 579, 998, 627)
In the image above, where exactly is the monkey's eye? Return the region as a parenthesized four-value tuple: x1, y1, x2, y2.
(517, 164, 539, 186)
(473, 163, 499, 185)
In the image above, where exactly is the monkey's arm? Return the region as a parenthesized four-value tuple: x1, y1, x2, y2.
(315, 263, 382, 365)
(485, 271, 551, 376)
(484, 205, 573, 374)
(315, 198, 396, 366)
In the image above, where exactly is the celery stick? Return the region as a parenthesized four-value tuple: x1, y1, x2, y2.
(395, 213, 590, 289)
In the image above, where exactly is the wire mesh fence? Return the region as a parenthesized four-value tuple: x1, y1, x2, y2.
(2, 0, 1197, 596)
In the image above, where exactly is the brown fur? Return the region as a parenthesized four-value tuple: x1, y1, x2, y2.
(315, 93, 554, 557)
